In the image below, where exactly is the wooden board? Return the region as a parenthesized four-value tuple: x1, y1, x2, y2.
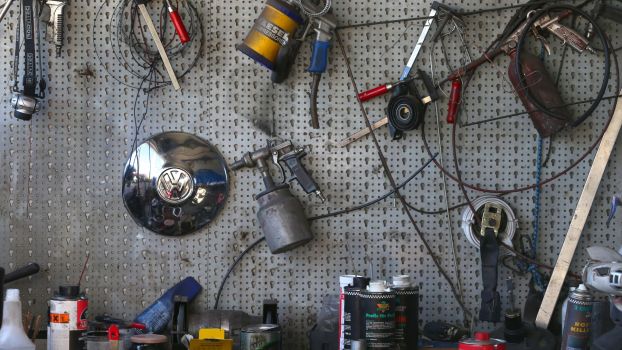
(138, 4, 181, 91)
(535, 89, 622, 328)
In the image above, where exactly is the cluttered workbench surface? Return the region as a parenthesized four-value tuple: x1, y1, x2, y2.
(1, 0, 622, 348)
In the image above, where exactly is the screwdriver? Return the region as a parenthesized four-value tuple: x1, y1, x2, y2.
(165, 0, 190, 44)
(357, 76, 417, 102)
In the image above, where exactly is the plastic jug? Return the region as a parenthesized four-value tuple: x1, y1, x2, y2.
(0, 289, 35, 350)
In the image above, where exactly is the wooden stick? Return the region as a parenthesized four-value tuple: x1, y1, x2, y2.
(535, 89, 622, 329)
(137, 4, 181, 91)
(336, 116, 389, 147)
(31, 315, 42, 342)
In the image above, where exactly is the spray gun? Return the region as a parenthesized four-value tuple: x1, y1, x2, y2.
(443, 8, 594, 137)
(230, 140, 324, 254)
(42, 0, 67, 57)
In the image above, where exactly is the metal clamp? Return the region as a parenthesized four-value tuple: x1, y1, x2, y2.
(461, 196, 517, 251)
(480, 203, 503, 237)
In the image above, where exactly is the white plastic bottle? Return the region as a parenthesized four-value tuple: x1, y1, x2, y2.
(0, 289, 35, 350)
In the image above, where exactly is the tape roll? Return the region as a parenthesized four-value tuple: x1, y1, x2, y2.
(237, 0, 304, 70)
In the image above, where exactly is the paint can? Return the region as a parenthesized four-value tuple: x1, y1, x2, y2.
(360, 281, 396, 349)
(391, 275, 419, 350)
(561, 284, 593, 350)
(458, 332, 506, 350)
(47, 285, 88, 350)
(240, 324, 281, 350)
(339, 275, 369, 350)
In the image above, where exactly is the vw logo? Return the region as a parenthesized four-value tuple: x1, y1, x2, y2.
(156, 168, 194, 204)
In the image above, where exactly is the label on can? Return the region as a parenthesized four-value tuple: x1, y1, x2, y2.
(48, 298, 88, 350)
(561, 294, 593, 350)
(339, 275, 356, 350)
(49, 299, 88, 330)
(360, 291, 396, 349)
(394, 287, 419, 350)
(344, 288, 363, 349)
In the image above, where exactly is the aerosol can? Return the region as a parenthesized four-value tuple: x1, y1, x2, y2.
(561, 284, 593, 350)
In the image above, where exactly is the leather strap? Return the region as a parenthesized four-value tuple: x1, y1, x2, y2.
(479, 226, 501, 322)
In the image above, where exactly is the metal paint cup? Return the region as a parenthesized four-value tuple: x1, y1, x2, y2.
(240, 324, 281, 350)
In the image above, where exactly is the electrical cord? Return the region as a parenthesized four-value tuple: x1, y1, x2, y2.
(461, 94, 622, 127)
(213, 153, 439, 310)
(336, 0, 587, 30)
(93, 0, 203, 89)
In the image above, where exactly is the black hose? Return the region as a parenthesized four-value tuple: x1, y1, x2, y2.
(4, 263, 40, 284)
(310, 73, 321, 129)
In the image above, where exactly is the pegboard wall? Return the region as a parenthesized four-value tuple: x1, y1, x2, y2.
(1, 0, 622, 348)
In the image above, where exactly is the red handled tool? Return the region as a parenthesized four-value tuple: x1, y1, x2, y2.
(357, 76, 417, 102)
(166, 0, 190, 44)
(446, 79, 462, 124)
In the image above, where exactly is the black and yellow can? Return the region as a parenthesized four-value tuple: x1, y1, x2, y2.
(237, 0, 304, 70)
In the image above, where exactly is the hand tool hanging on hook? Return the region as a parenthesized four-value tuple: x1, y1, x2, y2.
(443, 9, 593, 85)
(134, 0, 181, 90)
(356, 1, 452, 103)
(338, 2, 457, 147)
(443, 8, 594, 137)
(41, 0, 68, 57)
(236, 0, 336, 129)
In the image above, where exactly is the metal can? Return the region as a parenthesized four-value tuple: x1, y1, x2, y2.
(458, 332, 506, 350)
(360, 281, 396, 349)
(240, 324, 281, 350)
(561, 284, 593, 350)
(339, 275, 369, 350)
(391, 276, 419, 350)
(47, 285, 88, 350)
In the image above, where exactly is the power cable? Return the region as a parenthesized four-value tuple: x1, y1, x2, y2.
(336, 0, 591, 30)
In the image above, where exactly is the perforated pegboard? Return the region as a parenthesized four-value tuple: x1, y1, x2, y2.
(1, 0, 622, 348)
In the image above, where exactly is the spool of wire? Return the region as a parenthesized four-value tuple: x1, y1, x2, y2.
(93, 0, 204, 89)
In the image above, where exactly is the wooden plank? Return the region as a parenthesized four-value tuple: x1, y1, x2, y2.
(535, 90, 622, 329)
(336, 116, 389, 147)
(138, 4, 181, 91)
